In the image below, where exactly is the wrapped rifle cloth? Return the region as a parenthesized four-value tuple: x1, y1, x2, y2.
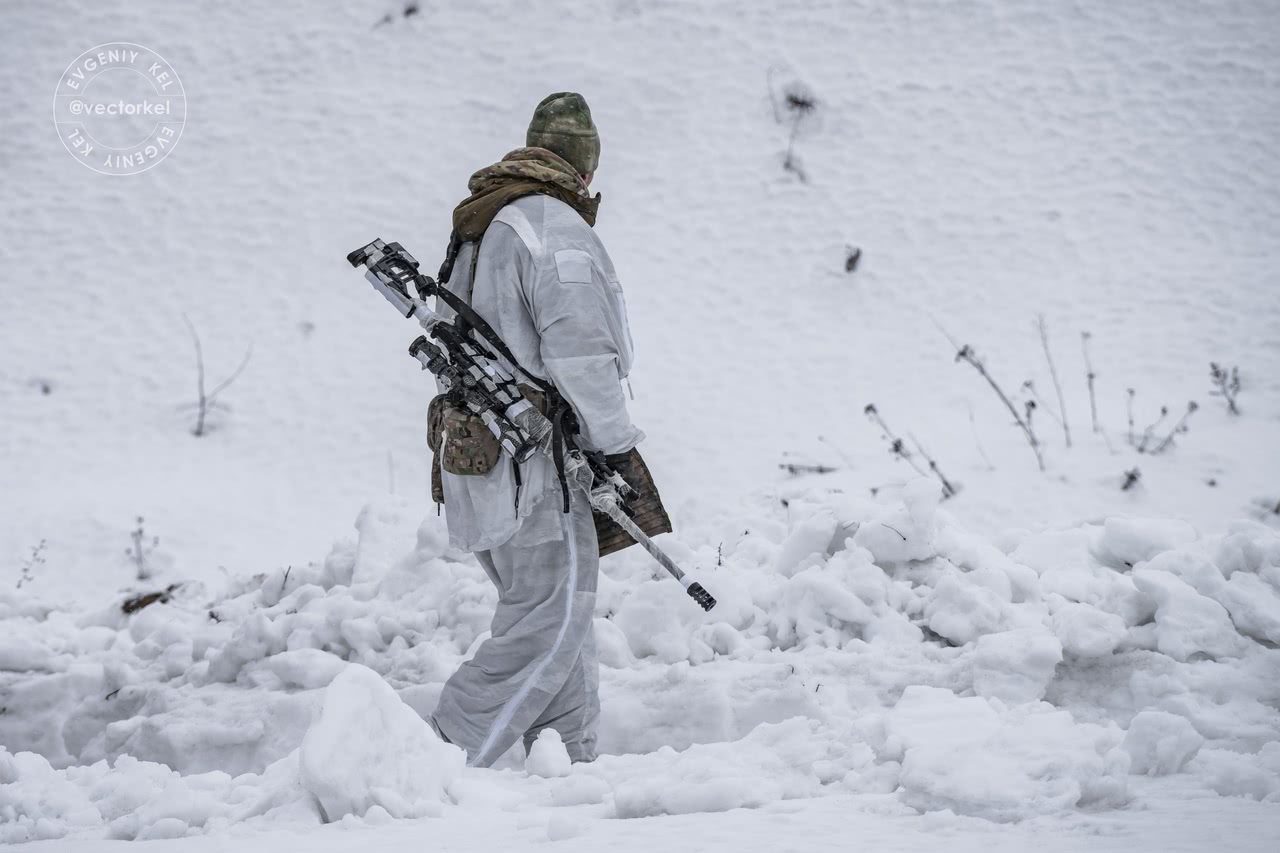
(516, 385, 672, 558)
(594, 448, 672, 557)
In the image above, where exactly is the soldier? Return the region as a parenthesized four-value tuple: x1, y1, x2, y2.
(427, 93, 668, 767)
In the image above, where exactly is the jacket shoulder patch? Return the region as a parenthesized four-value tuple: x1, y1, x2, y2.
(553, 249, 595, 284)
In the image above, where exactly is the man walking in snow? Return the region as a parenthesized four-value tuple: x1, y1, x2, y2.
(427, 93, 666, 767)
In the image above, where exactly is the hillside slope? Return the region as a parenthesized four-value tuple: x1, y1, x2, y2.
(2, 0, 1277, 598)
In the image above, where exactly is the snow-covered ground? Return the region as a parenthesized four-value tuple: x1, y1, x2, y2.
(2, 0, 1279, 848)
(4, 493, 1280, 846)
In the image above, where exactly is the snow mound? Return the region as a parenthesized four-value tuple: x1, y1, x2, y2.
(1123, 710, 1205, 776)
(971, 629, 1063, 703)
(1189, 745, 1280, 802)
(1052, 602, 1128, 658)
(1093, 518, 1199, 570)
(605, 718, 853, 818)
(525, 729, 572, 779)
(299, 664, 465, 821)
(2, 488, 1279, 834)
(887, 686, 1130, 820)
(0, 746, 313, 843)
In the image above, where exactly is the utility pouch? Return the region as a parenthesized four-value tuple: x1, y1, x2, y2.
(441, 403, 502, 476)
(427, 394, 447, 504)
(427, 393, 502, 502)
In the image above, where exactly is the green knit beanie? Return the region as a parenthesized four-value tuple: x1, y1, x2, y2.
(526, 92, 600, 176)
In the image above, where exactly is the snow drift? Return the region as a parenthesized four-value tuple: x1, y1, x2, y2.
(3, 482, 1279, 841)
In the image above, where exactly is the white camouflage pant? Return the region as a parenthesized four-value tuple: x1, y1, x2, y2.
(431, 489, 600, 767)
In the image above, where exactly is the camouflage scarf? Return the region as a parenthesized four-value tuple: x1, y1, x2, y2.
(452, 147, 601, 242)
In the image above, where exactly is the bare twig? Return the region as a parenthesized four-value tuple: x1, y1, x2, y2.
(954, 345, 1045, 471)
(908, 432, 959, 498)
(125, 516, 159, 581)
(1121, 467, 1141, 491)
(1037, 315, 1071, 447)
(878, 522, 907, 541)
(1081, 331, 1100, 434)
(1098, 424, 1116, 454)
(779, 462, 838, 476)
(966, 402, 996, 471)
(930, 315, 962, 351)
(864, 404, 956, 498)
(1151, 402, 1199, 455)
(1136, 405, 1169, 453)
(1209, 362, 1241, 415)
(1126, 388, 1136, 447)
(783, 116, 807, 180)
(766, 66, 783, 123)
(182, 315, 207, 436)
(207, 347, 253, 402)
(1023, 380, 1064, 428)
(865, 405, 929, 479)
(17, 540, 46, 589)
(769, 72, 817, 182)
(183, 314, 253, 437)
(817, 435, 856, 469)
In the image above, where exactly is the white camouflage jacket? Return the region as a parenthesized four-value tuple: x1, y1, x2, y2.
(433, 193, 644, 551)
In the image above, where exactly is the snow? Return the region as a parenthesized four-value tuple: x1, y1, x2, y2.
(1052, 602, 1128, 658)
(299, 664, 464, 822)
(1123, 710, 1204, 776)
(1131, 567, 1248, 662)
(971, 629, 1063, 704)
(887, 687, 1129, 820)
(3, 0, 1280, 849)
(525, 729, 572, 779)
(3, 490, 1280, 845)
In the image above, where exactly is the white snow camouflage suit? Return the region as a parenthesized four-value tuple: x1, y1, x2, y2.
(430, 192, 644, 767)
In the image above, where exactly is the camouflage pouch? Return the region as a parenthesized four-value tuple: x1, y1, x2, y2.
(427, 394, 447, 504)
(427, 393, 501, 482)
(441, 405, 501, 476)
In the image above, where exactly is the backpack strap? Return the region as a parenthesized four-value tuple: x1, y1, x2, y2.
(465, 233, 481, 307)
(436, 230, 463, 287)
